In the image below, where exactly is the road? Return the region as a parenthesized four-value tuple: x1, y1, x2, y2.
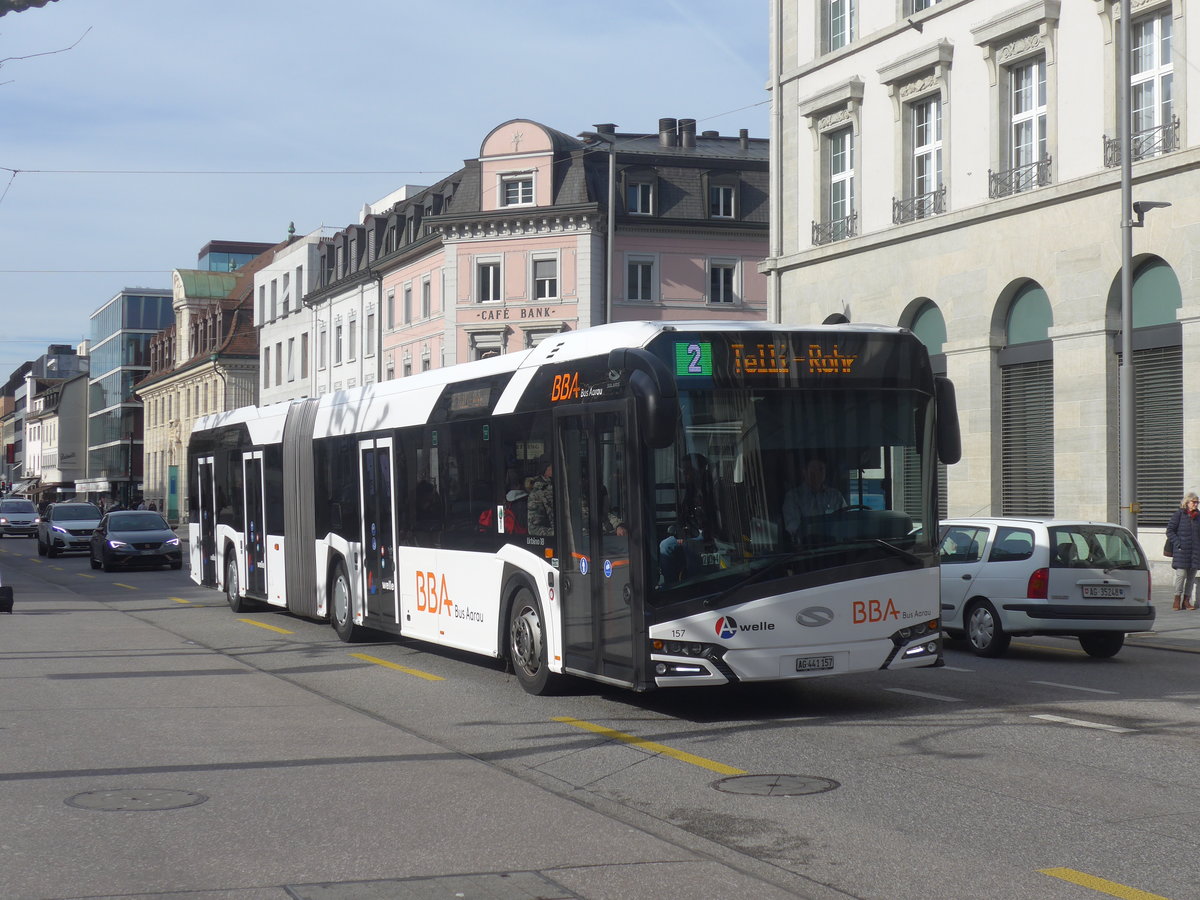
(1, 535, 1197, 900)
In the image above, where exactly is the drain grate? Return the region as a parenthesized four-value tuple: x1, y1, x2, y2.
(712, 774, 840, 796)
(66, 788, 209, 812)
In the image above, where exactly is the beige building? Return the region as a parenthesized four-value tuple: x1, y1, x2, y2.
(766, 0, 1194, 552)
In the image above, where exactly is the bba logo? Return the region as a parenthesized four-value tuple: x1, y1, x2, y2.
(715, 616, 738, 639)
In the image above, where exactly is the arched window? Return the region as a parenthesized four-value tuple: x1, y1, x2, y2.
(999, 281, 1053, 516)
(1125, 258, 1182, 526)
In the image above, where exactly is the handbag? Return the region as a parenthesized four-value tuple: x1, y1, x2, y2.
(1164, 537, 1174, 557)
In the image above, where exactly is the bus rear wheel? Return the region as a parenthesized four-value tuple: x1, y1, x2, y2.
(330, 561, 364, 642)
(508, 588, 557, 695)
(225, 556, 255, 613)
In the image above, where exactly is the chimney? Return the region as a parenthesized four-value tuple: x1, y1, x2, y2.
(594, 123, 616, 135)
(679, 118, 697, 149)
(702, 130, 719, 138)
(739, 128, 749, 150)
(658, 117, 678, 148)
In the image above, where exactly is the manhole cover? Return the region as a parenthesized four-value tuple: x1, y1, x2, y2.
(66, 789, 209, 811)
(712, 774, 840, 796)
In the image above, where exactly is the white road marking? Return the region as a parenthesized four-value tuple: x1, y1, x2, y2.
(1031, 714, 1134, 734)
(1029, 680, 1118, 695)
(886, 687, 962, 702)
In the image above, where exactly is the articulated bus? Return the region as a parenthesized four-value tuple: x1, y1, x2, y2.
(187, 321, 960, 694)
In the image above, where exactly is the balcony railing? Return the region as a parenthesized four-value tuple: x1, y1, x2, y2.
(1103, 116, 1179, 167)
(988, 156, 1053, 199)
(812, 212, 857, 246)
(892, 185, 946, 224)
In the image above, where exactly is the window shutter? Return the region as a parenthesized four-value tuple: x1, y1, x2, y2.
(1001, 359, 1054, 516)
(1132, 345, 1182, 526)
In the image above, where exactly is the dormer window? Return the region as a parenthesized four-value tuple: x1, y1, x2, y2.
(501, 173, 534, 207)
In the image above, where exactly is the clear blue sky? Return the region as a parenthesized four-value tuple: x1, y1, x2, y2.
(0, 0, 770, 376)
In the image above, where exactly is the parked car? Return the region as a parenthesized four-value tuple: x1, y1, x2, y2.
(0, 498, 39, 538)
(89, 510, 182, 572)
(37, 501, 103, 557)
(938, 517, 1154, 658)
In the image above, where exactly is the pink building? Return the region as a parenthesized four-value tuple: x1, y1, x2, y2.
(308, 117, 768, 380)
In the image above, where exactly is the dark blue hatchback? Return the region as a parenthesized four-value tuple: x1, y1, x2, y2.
(89, 510, 183, 572)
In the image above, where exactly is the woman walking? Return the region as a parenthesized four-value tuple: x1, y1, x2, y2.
(1166, 492, 1200, 610)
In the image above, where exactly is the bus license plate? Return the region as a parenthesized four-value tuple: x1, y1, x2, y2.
(1082, 585, 1125, 599)
(796, 655, 835, 672)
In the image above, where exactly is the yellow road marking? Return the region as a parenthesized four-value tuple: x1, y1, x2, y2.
(77, 573, 95, 579)
(237, 618, 293, 634)
(114, 582, 138, 590)
(554, 716, 747, 775)
(350, 653, 444, 681)
(171, 597, 191, 604)
(1040, 868, 1169, 899)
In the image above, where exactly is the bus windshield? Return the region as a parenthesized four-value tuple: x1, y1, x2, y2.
(648, 385, 936, 605)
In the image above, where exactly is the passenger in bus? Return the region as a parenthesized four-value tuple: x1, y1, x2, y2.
(527, 460, 554, 536)
(414, 479, 444, 546)
(676, 453, 723, 543)
(782, 456, 846, 543)
(658, 525, 686, 585)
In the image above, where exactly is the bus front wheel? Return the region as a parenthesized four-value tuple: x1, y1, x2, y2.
(508, 588, 557, 695)
(330, 561, 364, 642)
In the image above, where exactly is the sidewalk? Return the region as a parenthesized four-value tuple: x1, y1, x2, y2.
(1126, 584, 1200, 654)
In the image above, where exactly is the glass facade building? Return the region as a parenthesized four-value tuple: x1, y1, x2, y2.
(83, 289, 173, 502)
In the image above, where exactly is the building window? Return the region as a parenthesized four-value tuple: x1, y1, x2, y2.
(534, 258, 558, 300)
(403, 361, 412, 378)
(387, 289, 395, 330)
(626, 257, 655, 302)
(815, 126, 855, 244)
(894, 94, 945, 224)
(319, 326, 327, 370)
(287, 338, 295, 382)
(709, 261, 737, 304)
(258, 285, 266, 323)
(404, 286, 413, 323)
(1131, 8, 1174, 159)
(421, 280, 431, 319)
(301, 332, 309, 378)
(334, 324, 343, 365)
(907, 0, 939, 12)
(627, 181, 653, 214)
(263, 347, 270, 389)
(275, 342, 283, 387)
(477, 261, 501, 303)
(1010, 57, 1046, 182)
(348, 318, 357, 362)
(824, 0, 854, 53)
(270, 280, 278, 320)
(366, 312, 376, 355)
(501, 174, 533, 207)
(709, 183, 735, 218)
(469, 332, 504, 361)
(282, 273, 290, 315)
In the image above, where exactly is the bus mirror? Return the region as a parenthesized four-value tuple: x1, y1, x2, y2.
(935, 375, 961, 465)
(608, 348, 678, 449)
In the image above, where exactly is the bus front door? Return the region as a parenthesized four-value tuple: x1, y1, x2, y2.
(359, 437, 398, 627)
(556, 408, 639, 688)
(196, 455, 217, 586)
(242, 451, 266, 599)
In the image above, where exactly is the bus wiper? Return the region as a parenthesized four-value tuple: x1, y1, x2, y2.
(700, 553, 808, 608)
(846, 538, 922, 566)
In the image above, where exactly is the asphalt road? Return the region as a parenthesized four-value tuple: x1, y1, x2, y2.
(1, 535, 1198, 900)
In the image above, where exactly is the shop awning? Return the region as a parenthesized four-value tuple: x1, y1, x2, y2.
(7, 478, 38, 495)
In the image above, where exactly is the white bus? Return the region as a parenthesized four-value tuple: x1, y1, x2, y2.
(187, 321, 960, 694)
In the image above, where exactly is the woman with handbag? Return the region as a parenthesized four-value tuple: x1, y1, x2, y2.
(1166, 492, 1200, 610)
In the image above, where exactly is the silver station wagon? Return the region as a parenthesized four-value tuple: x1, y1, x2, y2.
(938, 517, 1154, 658)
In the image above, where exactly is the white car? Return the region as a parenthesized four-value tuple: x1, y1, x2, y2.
(938, 517, 1154, 658)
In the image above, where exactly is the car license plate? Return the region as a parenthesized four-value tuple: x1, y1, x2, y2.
(1082, 585, 1125, 599)
(796, 655, 835, 672)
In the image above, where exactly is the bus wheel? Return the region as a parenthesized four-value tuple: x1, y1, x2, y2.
(508, 588, 556, 695)
(225, 556, 254, 613)
(330, 561, 363, 642)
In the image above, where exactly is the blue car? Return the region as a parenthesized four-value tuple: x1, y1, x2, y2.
(89, 510, 183, 572)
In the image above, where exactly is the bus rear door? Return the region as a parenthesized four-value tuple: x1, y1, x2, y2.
(556, 406, 641, 688)
(195, 455, 217, 586)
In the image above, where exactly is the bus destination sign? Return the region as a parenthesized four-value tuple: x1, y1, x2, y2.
(674, 341, 858, 378)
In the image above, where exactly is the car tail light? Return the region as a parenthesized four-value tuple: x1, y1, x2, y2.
(1027, 567, 1049, 599)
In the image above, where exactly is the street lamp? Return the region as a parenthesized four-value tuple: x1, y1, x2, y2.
(577, 128, 617, 325)
(1117, 0, 1171, 534)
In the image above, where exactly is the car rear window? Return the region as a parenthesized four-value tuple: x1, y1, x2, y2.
(988, 527, 1034, 562)
(0, 500, 35, 513)
(52, 505, 102, 521)
(1049, 525, 1145, 569)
